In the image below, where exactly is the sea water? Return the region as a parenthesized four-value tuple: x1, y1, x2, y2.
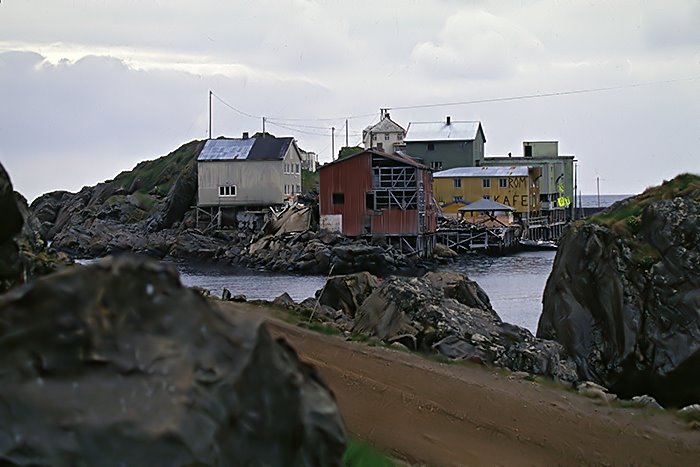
(178, 250, 557, 334)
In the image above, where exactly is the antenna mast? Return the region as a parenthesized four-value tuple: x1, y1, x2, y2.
(208, 90, 212, 139)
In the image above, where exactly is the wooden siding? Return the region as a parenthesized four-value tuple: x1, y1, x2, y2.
(320, 151, 436, 237)
(319, 153, 372, 236)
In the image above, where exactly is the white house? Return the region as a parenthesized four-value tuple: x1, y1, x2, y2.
(362, 113, 406, 153)
(197, 134, 303, 208)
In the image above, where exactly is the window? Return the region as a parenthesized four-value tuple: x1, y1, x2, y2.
(377, 142, 383, 150)
(482, 178, 491, 188)
(296, 184, 301, 193)
(332, 193, 345, 204)
(372, 134, 377, 140)
(366, 192, 375, 210)
(483, 195, 490, 200)
(453, 195, 463, 202)
(384, 134, 390, 140)
(430, 161, 443, 170)
(219, 185, 237, 197)
(296, 164, 300, 174)
(453, 178, 462, 188)
(427, 143, 435, 151)
(499, 178, 507, 188)
(397, 133, 403, 140)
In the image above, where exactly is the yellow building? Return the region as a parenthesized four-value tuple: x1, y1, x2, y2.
(433, 166, 541, 215)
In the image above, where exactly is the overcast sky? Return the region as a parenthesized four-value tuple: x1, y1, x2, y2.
(1, 0, 699, 201)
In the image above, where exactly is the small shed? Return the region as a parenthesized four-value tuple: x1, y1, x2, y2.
(319, 149, 436, 255)
(458, 198, 515, 227)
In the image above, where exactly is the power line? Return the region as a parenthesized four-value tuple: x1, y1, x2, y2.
(387, 75, 700, 111)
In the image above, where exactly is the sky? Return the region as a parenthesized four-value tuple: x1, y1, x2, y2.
(1, 0, 699, 201)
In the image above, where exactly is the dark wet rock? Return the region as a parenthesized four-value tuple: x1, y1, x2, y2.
(0, 163, 72, 293)
(538, 192, 700, 406)
(147, 153, 200, 231)
(232, 294, 247, 302)
(318, 271, 379, 318)
(222, 287, 232, 301)
(351, 272, 577, 381)
(0, 255, 346, 466)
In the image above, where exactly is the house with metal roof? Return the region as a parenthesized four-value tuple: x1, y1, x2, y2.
(403, 116, 486, 171)
(319, 149, 436, 256)
(433, 165, 541, 216)
(362, 112, 406, 153)
(196, 134, 302, 212)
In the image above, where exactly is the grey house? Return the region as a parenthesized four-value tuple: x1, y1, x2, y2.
(197, 135, 302, 208)
(404, 117, 486, 171)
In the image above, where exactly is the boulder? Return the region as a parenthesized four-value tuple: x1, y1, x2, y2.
(538, 192, 700, 406)
(353, 272, 577, 381)
(273, 292, 297, 309)
(0, 255, 346, 466)
(318, 271, 380, 318)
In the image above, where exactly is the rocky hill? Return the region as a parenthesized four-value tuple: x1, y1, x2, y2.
(537, 174, 700, 406)
(30, 139, 430, 275)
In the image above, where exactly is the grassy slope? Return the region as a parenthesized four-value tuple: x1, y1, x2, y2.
(585, 173, 700, 269)
(112, 140, 203, 196)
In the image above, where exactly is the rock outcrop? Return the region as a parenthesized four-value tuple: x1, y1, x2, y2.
(0, 255, 346, 466)
(538, 174, 700, 406)
(0, 163, 72, 293)
(0, 163, 24, 292)
(310, 271, 577, 381)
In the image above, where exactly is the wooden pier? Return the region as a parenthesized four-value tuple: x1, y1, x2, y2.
(437, 225, 521, 254)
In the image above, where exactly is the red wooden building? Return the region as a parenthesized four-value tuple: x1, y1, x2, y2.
(319, 149, 436, 256)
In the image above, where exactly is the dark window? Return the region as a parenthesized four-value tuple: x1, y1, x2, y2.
(483, 195, 490, 200)
(430, 161, 443, 170)
(499, 178, 507, 188)
(453, 195, 463, 202)
(384, 134, 390, 140)
(365, 192, 375, 210)
(482, 178, 491, 188)
(427, 143, 435, 151)
(524, 145, 533, 158)
(332, 193, 345, 204)
(453, 178, 462, 188)
(377, 142, 383, 150)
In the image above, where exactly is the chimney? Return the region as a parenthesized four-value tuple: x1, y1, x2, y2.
(242, 132, 249, 139)
(446, 116, 451, 125)
(385, 112, 390, 120)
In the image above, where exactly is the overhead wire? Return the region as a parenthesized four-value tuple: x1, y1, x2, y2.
(387, 75, 700, 111)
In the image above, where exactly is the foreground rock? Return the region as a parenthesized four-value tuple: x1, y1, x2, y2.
(0, 256, 346, 466)
(538, 174, 700, 406)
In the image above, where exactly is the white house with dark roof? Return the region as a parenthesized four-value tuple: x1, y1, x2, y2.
(197, 134, 302, 207)
(404, 116, 486, 170)
(362, 112, 406, 152)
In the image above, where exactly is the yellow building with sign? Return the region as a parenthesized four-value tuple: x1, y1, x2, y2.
(433, 166, 541, 215)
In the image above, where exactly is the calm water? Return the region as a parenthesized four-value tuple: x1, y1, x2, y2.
(579, 194, 631, 208)
(178, 250, 556, 334)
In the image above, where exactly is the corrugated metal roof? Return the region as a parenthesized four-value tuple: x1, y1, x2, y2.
(320, 149, 429, 170)
(197, 137, 294, 161)
(458, 199, 515, 212)
(404, 121, 483, 142)
(197, 139, 255, 161)
(433, 166, 528, 178)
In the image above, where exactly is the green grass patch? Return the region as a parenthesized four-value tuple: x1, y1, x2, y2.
(589, 173, 700, 233)
(344, 439, 395, 467)
(113, 140, 203, 195)
(298, 321, 342, 336)
(301, 169, 319, 193)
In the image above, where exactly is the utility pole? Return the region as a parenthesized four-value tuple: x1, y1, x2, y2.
(331, 127, 335, 160)
(208, 90, 212, 139)
(345, 119, 349, 148)
(597, 176, 601, 208)
(262, 117, 266, 137)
